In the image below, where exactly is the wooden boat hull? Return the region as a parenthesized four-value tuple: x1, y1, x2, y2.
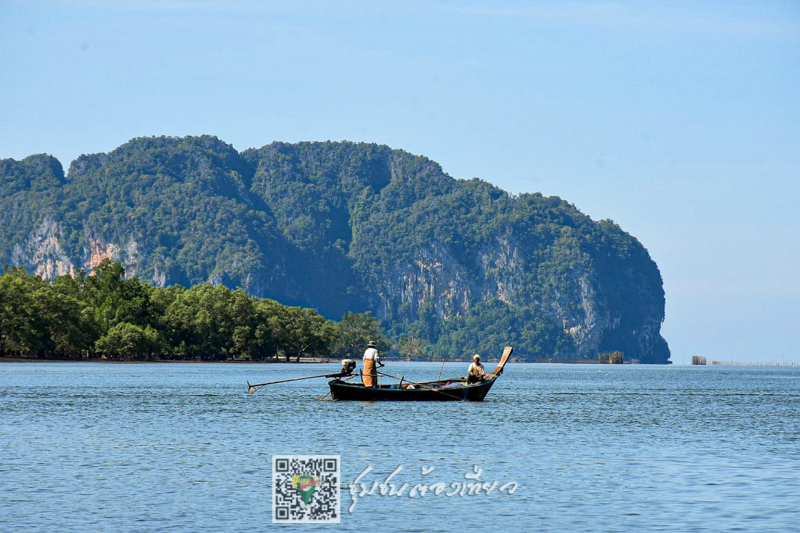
(328, 376, 498, 401)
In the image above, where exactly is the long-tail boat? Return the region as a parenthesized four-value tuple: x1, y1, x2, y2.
(328, 346, 513, 401)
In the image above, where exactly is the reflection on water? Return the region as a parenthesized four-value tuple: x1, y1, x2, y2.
(1, 362, 798, 531)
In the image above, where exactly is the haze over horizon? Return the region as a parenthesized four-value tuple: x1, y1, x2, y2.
(2, 0, 798, 363)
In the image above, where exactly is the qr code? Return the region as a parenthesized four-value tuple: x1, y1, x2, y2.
(273, 455, 340, 523)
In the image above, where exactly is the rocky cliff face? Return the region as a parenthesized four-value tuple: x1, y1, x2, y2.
(0, 136, 670, 362)
(7, 217, 142, 282)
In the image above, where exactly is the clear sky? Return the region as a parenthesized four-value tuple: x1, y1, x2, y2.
(1, 0, 798, 363)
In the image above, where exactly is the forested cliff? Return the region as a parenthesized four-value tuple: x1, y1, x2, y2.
(0, 136, 670, 362)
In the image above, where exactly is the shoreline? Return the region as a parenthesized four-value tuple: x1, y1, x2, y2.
(2, 357, 796, 366)
(0, 356, 342, 364)
(0, 356, 473, 364)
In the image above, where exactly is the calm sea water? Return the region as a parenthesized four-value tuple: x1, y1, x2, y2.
(1, 362, 798, 531)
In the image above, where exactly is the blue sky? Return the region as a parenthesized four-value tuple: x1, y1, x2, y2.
(1, 0, 798, 362)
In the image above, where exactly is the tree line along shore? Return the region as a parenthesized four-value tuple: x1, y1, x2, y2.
(0, 260, 391, 361)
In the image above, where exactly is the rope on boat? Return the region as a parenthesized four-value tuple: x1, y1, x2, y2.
(315, 373, 363, 401)
(375, 370, 467, 401)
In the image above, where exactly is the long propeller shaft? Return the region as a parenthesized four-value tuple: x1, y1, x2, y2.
(247, 373, 341, 393)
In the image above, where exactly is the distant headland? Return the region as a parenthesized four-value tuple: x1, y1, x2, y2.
(1, 136, 670, 362)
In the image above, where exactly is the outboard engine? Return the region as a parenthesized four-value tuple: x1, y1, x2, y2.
(340, 359, 356, 376)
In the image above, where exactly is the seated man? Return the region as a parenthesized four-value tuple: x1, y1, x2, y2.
(467, 354, 486, 384)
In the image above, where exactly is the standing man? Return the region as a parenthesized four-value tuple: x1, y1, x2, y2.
(467, 354, 486, 384)
(362, 340, 383, 387)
